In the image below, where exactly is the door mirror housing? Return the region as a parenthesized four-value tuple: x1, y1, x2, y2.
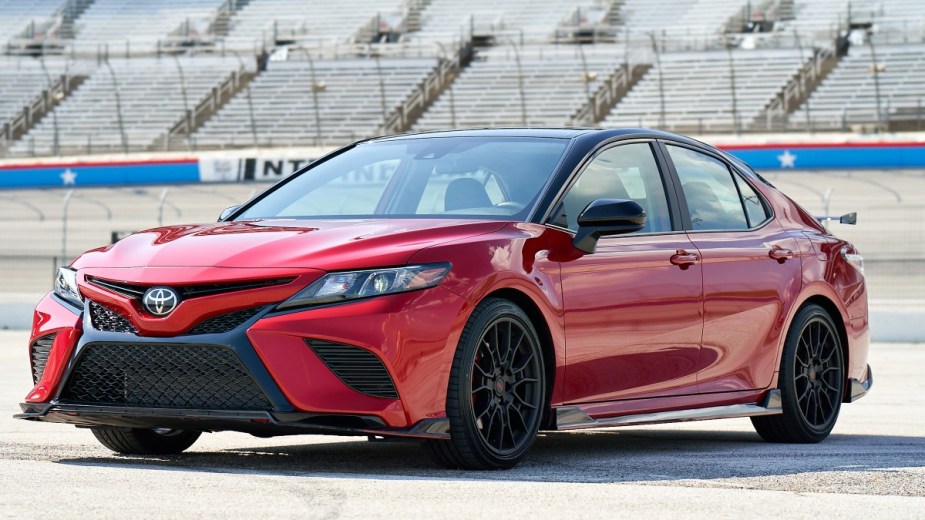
(573, 199, 646, 253)
(218, 205, 241, 222)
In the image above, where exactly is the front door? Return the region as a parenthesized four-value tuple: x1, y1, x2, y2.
(552, 141, 704, 404)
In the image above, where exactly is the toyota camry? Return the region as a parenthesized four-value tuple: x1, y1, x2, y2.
(18, 128, 871, 469)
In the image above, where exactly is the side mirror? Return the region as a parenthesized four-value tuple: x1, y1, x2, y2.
(218, 205, 240, 222)
(573, 199, 646, 254)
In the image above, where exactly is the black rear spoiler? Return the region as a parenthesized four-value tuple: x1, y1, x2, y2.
(815, 212, 857, 225)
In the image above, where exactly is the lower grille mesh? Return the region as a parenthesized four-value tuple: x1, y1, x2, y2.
(60, 343, 272, 410)
(31, 335, 54, 384)
(308, 340, 398, 399)
(188, 307, 264, 335)
(89, 302, 138, 334)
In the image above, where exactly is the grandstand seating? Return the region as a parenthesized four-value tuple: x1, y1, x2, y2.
(615, 0, 749, 38)
(223, 0, 405, 50)
(406, 0, 586, 44)
(779, 0, 925, 45)
(8, 57, 241, 156)
(790, 44, 925, 130)
(0, 64, 55, 125)
(414, 45, 625, 130)
(782, 0, 847, 40)
(192, 57, 437, 148)
(0, 58, 98, 147)
(2, 0, 925, 158)
(69, 0, 226, 53)
(0, 0, 64, 46)
(602, 49, 805, 132)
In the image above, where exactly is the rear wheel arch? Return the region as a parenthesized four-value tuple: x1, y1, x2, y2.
(480, 288, 557, 428)
(798, 295, 850, 402)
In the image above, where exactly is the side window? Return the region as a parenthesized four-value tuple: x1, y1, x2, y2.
(734, 173, 770, 227)
(553, 142, 672, 233)
(667, 145, 748, 231)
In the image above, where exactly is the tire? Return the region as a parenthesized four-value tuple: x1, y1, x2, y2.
(752, 304, 845, 443)
(91, 426, 201, 455)
(427, 298, 546, 470)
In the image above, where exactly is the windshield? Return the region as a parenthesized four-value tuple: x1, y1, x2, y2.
(236, 137, 569, 221)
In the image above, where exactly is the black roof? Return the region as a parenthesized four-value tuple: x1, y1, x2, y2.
(372, 127, 706, 146)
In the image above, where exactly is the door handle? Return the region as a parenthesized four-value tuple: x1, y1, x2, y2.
(670, 249, 700, 269)
(769, 248, 794, 263)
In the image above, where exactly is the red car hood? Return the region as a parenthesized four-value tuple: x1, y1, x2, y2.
(72, 219, 507, 271)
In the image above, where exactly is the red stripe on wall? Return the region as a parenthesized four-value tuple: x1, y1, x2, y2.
(0, 158, 198, 171)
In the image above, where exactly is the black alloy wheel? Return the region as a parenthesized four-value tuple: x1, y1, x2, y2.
(428, 298, 546, 469)
(752, 304, 845, 443)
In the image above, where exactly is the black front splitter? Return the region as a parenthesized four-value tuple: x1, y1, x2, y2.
(15, 402, 451, 440)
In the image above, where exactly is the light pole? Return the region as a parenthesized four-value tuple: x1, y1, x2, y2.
(793, 29, 812, 132)
(649, 32, 665, 129)
(228, 49, 260, 149)
(506, 37, 527, 126)
(724, 37, 740, 134)
(170, 54, 193, 151)
(436, 41, 457, 128)
(577, 44, 593, 101)
(374, 53, 388, 128)
(61, 189, 74, 262)
(867, 30, 885, 132)
(38, 56, 60, 156)
(290, 46, 324, 146)
(102, 59, 129, 153)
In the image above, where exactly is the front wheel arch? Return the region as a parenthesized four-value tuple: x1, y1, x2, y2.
(480, 288, 556, 428)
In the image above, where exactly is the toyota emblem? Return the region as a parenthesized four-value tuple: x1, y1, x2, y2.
(142, 287, 180, 316)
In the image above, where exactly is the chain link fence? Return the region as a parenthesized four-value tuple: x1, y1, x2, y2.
(0, 172, 921, 301)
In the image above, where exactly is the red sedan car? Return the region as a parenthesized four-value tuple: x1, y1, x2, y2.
(18, 129, 871, 469)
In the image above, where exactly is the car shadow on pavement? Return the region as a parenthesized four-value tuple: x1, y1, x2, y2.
(55, 428, 925, 484)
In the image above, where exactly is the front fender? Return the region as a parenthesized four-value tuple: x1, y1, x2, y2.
(408, 222, 567, 406)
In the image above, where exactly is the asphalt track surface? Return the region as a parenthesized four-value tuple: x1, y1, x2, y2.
(1, 330, 923, 519)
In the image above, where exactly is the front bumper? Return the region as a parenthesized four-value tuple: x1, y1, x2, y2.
(22, 283, 471, 433)
(15, 402, 450, 439)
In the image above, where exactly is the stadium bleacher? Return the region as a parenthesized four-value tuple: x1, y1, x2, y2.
(67, 0, 226, 53)
(0, 65, 55, 125)
(0, 0, 924, 157)
(603, 48, 805, 132)
(414, 45, 626, 130)
(406, 0, 588, 44)
(790, 44, 925, 131)
(192, 57, 437, 148)
(615, 0, 749, 37)
(223, 0, 406, 50)
(8, 57, 242, 156)
(0, 0, 63, 46)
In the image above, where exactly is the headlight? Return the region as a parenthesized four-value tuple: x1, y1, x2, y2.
(54, 267, 84, 307)
(277, 263, 451, 310)
(841, 245, 864, 274)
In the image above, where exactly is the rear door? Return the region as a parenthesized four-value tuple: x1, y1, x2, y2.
(661, 142, 803, 393)
(552, 141, 704, 403)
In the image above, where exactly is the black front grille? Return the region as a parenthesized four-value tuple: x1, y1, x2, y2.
(60, 343, 272, 410)
(188, 307, 264, 335)
(308, 340, 399, 399)
(31, 335, 55, 384)
(89, 302, 138, 334)
(87, 276, 294, 300)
